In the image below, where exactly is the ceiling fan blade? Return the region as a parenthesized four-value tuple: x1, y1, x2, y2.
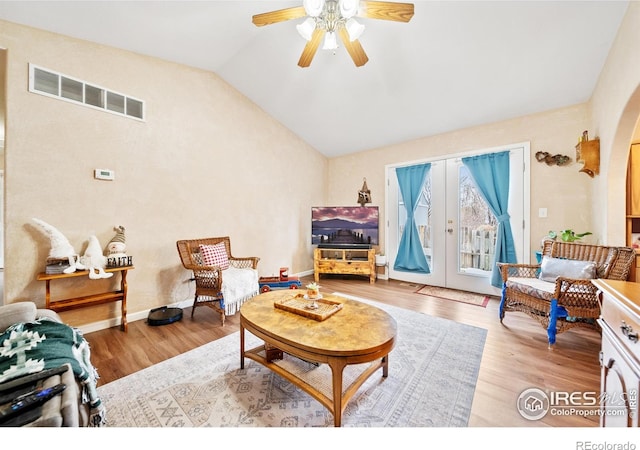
(338, 28, 369, 67)
(298, 28, 325, 67)
(252, 6, 307, 27)
(358, 1, 414, 22)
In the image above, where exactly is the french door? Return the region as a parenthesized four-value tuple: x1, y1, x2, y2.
(385, 144, 529, 296)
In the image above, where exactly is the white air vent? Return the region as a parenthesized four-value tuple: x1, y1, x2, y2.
(28, 64, 144, 121)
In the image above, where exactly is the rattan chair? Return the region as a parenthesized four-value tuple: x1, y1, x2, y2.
(498, 239, 635, 346)
(176, 237, 260, 325)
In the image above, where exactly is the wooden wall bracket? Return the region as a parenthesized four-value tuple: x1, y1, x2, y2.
(576, 139, 600, 177)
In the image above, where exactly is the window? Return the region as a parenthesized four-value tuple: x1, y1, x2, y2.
(28, 64, 145, 120)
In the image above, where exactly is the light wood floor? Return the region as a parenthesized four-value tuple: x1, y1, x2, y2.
(85, 275, 602, 427)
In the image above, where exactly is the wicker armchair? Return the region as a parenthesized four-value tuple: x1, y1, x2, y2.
(176, 237, 260, 325)
(498, 239, 635, 346)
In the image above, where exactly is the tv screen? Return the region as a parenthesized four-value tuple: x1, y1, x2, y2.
(312, 206, 379, 247)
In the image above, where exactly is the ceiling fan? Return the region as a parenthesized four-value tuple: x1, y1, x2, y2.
(252, 0, 414, 68)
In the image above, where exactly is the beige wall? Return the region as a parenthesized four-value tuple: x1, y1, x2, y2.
(2, 2, 639, 330)
(329, 104, 593, 258)
(0, 21, 326, 327)
(329, 3, 640, 259)
(590, 1, 640, 245)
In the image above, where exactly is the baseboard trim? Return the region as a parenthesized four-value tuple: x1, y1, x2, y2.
(297, 269, 314, 277)
(76, 271, 312, 334)
(76, 300, 190, 334)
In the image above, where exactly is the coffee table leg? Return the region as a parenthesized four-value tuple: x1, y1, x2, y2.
(382, 355, 389, 377)
(240, 324, 245, 369)
(329, 358, 347, 427)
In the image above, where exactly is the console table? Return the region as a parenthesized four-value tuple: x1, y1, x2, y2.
(314, 248, 375, 283)
(37, 266, 133, 332)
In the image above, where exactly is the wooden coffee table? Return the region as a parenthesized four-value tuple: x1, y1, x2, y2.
(239, 290, 397, 427)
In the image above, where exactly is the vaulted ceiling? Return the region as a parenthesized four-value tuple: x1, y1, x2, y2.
(0, 1, 630, 157)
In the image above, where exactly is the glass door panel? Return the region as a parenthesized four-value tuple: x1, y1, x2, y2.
(385, 144, 528, 296)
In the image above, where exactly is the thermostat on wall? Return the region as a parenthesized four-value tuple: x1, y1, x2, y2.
(94, 169, 115, 180)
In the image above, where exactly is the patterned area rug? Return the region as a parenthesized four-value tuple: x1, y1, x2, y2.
(97, 294, 487, 427)
(415, 285, 491, 307)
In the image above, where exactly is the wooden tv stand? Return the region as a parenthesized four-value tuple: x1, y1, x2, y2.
(314, 248, 375, 284)
(37, 266, 133, 332)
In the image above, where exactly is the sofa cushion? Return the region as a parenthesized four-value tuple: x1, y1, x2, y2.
(0, 302, 37, 331)
(538, 256, 596, 283)
(36, 309, 62, 323)
(199, 243, 230, 270)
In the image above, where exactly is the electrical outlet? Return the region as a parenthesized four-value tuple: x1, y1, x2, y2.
(539, 208, 547, 218)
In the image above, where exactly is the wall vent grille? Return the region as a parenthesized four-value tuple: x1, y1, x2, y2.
(28, 64, 144, 121)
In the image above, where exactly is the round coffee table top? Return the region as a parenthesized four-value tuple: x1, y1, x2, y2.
(240, 290, 397, 357)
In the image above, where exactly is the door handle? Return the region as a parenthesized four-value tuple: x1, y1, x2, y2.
(447, 228, 454, 234)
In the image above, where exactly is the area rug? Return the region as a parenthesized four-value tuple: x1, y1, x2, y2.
(97, 294, 487, 427)
(415, 285, 491, 307)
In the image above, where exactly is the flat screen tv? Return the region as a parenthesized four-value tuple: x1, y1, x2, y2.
(312, 206, 379, 248)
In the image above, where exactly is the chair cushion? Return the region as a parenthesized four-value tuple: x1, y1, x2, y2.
(538, 256, 596, 283)
(199, 243, 230, 270)
(506, 277, 555, 301)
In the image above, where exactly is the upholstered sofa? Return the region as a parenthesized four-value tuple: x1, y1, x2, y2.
(0, 302, 104, 426)
(498, 239, 635, 346)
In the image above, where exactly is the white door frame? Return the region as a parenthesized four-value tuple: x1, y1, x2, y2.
(384, 142, 530, 294)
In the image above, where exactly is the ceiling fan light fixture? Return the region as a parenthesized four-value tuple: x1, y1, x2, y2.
(345, 18, 365, 41)
(303, 0, 325, 17)
(323, 31, 338, 50)
(339, 0, 359, 18)
(296, 17, 316, 41)
(252, 1, 414, 67)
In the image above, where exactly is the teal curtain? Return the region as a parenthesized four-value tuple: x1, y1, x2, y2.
(394, 163, 431, 274)
(462, 151, 517, 287)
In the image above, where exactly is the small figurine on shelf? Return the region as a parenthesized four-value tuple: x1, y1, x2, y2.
(80, 235, 113, 280)
(106, 225, 132, 267)
(32, 218, 85, 274)
(357, 178, 372, 206)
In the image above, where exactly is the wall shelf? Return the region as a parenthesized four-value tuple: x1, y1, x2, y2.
(575, 139, 600, 177)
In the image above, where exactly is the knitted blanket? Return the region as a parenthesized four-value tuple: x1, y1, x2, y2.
(221, 267, 259, 315)
(0, 318, 105, 426)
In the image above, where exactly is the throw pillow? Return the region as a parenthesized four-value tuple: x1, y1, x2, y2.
(199, 243, 230, 270)
(538, 256, 596, 283)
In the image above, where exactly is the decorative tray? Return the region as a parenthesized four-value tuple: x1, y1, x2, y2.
(274, 294, 343, 321)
